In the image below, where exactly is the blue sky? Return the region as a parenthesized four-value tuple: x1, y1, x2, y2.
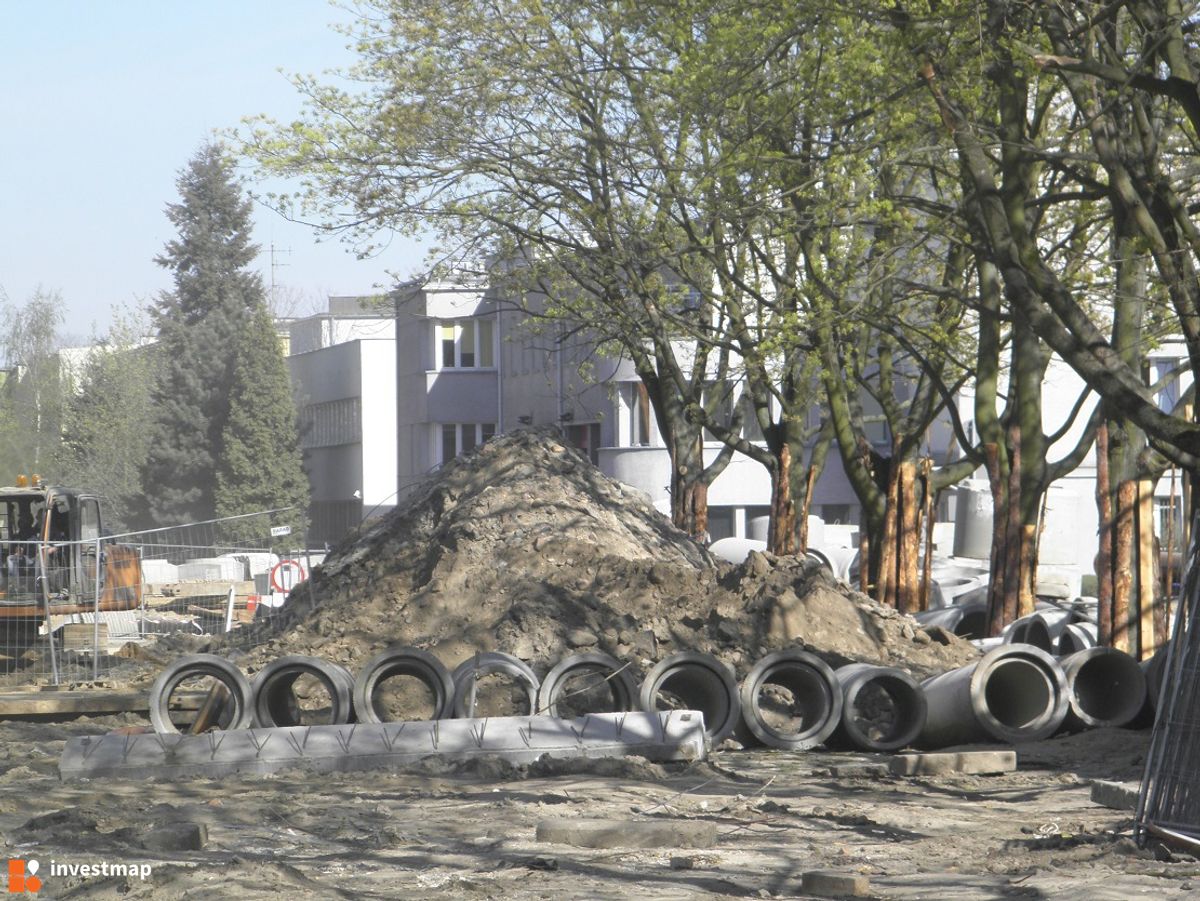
(1, 2, 423, 341)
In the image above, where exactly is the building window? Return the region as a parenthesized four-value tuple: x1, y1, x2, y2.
(440, 423, 497, 463)
(1154, 358, 1183, 413)
(437, 318, 496, 369)
(631, 382, 651, 446)
(821, 504, 857, 525)
(299, 398, 362, 449)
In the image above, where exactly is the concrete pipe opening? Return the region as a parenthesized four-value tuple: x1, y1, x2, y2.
(252, 656, 355, 728)
(149, 654, 253, 735)
(353, 646, 455, 723)
(738, 650, 841, 750)
(954, 607, 988, 641)
(1060, 647, 1146, 729)
(834, 664, 927, 752)
(983, 659, 1052, 728)
(1021, 619, 1055, 653)
(451, 652, 540, 718)
(537, 652, 638, 718)
(975, 646, 1068, 742)
(1057, 623, 1096, 656)
(641, 651, 741, 744)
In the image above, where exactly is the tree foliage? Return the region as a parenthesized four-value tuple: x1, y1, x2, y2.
(141, 143, 306, 533)
(0, 287, 66, 480)
(214, 306, 310, 543)
(54, 310, 156, 532)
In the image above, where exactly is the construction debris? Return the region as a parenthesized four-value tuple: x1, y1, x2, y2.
(212, 429, 978, 683)
(58, 710, 707, 780)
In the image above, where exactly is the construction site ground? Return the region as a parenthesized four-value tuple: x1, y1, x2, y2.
(4, 430, 1187, 897)
(2, 715, 1192, 900)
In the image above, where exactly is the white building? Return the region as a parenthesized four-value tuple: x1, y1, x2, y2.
(287, 297, 396, 545)
(391, 278, 872, 543)
(289, 285, 1189, 591)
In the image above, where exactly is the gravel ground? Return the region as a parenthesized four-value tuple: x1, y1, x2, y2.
(1, 716, 1195, 899)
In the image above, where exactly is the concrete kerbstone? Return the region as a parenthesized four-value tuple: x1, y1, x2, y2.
(889, 750, 1017, 776)
(801, 869, 871, 898)
(1091, 780, 1140, 811)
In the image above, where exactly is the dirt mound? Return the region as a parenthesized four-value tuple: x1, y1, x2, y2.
(237, 428, 976, 679)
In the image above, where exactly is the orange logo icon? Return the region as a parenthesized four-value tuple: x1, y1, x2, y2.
(7, 860, 40, 893)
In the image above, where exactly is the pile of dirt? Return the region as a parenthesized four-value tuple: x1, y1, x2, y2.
(230, 428, 977, 679)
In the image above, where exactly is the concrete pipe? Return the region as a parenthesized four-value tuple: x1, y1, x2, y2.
(918, 644, 1069, 747)
(928, 574, 985, 610)
(353, 646, 455, 724)
(252, 655, 355, 728)
(451, 651, 540, 718)
(149, 654, 253, 734)
(537, 652, 639, 718)
(1005, 613, 1040, 648)
(1128, 648, 1172, 729)
(1142, 649, 1170, 713)
(913, 606, 965, 632)
(1056, 622, 1097, 656)
(914, 600, 987, 640)
(737, 649, 841, 750)
(1058, 647, 1146, 731)
(1021, 608, 1078, 654)
(830, 663, 927, 752)
(641, 651, 741, 744)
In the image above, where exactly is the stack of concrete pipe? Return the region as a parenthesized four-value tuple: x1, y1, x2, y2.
(148, 638, 1146, 752)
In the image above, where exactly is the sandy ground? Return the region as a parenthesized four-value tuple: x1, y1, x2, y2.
(0, 715, 1195, 900)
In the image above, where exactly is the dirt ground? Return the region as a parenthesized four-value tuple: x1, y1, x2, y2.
(3, 430, 1184, 898)
(0, 714, 1195, 900)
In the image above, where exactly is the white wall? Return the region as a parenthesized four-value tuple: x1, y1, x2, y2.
(359, 340, 398, 510)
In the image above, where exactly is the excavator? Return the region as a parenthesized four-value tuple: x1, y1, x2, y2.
(0, 477, 142, 644)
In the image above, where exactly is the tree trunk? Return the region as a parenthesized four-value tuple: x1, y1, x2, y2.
(668, 428, 710, 541)
(1003, 424, 1023, 627)
(797, 465, 818, 555)
(897, 459, 920, 615)
(876, 455, 902, 608)
(768, 444, 796, 556)
(1096, 422, 1114, 647)
(859, 439, 873, 595)
(920, 458, 936, 612)
(984, 443, 1008, 638)
(1137, 478, 1157, 660)
(1018, 523, 1037, 619)
(1113, 479, 1137, 654)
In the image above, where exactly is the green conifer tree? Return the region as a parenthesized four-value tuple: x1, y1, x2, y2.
(214, 306, 310, 543)
(141, 143, 305, 531)
(142, 141, 307, 535)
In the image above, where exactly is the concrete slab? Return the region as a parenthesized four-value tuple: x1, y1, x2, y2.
(138, 823, 208, 852)
(802, 869, 871, 898)
(889, 750, 1017, 776)
(828, 763, 890, 778)
(536, 818, 717, 849)
(59, 710, 707, 780)
(1091, 780, 1140, 811)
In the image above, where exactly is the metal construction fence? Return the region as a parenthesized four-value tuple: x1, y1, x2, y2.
(0, 511, 321, 687)
(1138, 513, 1200, 848)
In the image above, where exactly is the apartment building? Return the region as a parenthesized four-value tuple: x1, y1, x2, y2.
(287, 297, 396, 545)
